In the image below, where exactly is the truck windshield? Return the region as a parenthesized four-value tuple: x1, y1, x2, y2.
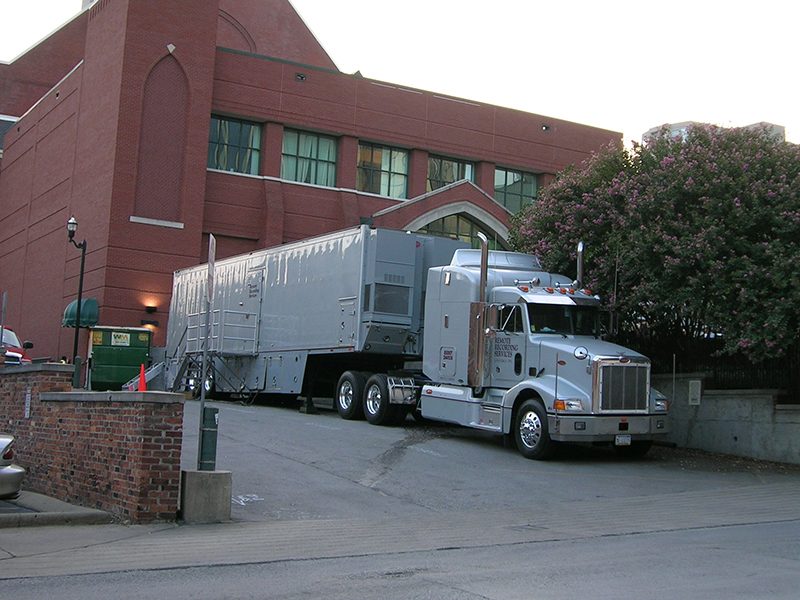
(527, 304, 600, 336)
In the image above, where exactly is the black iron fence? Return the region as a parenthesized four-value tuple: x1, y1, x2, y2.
(613, 333, 798, 403)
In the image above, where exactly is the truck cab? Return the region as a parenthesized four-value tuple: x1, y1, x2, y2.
(420, 247, 669, 459)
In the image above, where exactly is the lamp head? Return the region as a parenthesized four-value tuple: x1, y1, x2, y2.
(67, 216, 78, 240)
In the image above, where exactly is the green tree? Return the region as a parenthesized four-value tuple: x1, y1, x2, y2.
(510, 124, 800, 362)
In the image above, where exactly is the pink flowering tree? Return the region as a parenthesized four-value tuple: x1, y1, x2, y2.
(510, 124, 800, 363)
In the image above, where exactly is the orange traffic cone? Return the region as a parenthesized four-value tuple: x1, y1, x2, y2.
(138, 364, 147, 391)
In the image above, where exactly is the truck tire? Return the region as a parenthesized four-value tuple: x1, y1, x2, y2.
(336, 371, 366, 420)
(363, 373, 397, 426)
(513, 399, 555, 460)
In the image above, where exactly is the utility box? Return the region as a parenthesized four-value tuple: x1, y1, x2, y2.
(89, 326, 152, 390)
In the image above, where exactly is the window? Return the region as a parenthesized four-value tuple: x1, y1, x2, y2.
(427, 155, 474, 191)
(494, 167, 538, 213)
(208, 116, 261, 175)
(357, 143, 408, 199)
(374, 284, 410, 315)
(527, 304, 600, 336)
(417, 214, 503, 250)
(281, 129, 338, 186)
(498, 304, 524, 333)
(0, 116, 16, 153)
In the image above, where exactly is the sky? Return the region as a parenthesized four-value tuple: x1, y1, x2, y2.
(1, 0, 797, 145)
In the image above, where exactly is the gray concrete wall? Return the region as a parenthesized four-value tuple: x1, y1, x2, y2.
(653, 374, 800, 465)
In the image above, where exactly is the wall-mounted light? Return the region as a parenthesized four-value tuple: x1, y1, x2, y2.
(141, 319, 159, 327)
(145, 306, 157, 314)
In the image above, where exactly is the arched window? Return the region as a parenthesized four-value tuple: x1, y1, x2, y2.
(134, 56, 189, 222)
(417, 214, 505, 249)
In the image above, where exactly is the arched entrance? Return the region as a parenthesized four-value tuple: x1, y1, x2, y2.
(415, 213, 506, 250)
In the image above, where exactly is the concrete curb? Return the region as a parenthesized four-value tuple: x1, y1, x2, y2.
(0, 492, 114, 528)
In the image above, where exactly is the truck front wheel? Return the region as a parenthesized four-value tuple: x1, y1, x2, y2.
(336, 371, 366, 420)
(363, 374, 397, 426)
(514, 399, 555, 460)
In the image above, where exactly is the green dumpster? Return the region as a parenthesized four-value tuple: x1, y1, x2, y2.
(88, 326, 152, 390)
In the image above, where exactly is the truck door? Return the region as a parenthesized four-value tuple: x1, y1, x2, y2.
(490, 304, 527, 388)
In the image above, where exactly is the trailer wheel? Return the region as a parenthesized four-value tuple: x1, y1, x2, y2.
(513, 399, 555, 460)
(188, 367, 216, 400)
(363, 374, 397, 426)
(336, 371, 366, 420)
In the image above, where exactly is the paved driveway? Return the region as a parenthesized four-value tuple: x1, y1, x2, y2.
(181, 399, 800, 523)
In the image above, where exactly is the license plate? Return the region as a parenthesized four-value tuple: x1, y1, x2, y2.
(615, 434, 632, 446)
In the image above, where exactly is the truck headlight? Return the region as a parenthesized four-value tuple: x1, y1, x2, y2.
(554, 399, 583, 412)
(654, 398, 669, 413)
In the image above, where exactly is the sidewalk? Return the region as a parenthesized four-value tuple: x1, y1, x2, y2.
(1, 481, 799, 580)
(0, 492, 113, 528)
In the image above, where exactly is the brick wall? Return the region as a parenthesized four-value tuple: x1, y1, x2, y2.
(1, 364, 184, 523)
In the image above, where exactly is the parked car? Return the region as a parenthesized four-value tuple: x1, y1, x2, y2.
(0, 435, 25, 499)
(1, 327, 33, 366)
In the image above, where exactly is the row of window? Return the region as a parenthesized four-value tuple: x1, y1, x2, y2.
(208, 117, 539, 213)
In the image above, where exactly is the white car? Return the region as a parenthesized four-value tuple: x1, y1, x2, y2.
(0, 435, 25, 499)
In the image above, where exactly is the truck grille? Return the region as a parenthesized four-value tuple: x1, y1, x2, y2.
(596, 361, 649, 412)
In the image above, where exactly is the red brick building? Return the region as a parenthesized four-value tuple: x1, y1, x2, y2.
(0, 0, 621, 361)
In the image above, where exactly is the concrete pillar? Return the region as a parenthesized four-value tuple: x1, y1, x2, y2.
(180, 470, 232, 524)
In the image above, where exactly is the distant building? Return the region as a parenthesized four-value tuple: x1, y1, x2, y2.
(644, 121, 786, 142)
(0, 0, 621, 360)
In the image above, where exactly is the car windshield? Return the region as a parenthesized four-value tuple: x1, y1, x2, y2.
(527, 304, 600, 336)
(1, 329, 22, 347)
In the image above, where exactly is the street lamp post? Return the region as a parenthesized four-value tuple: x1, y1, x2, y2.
(67, 217, 87, 386)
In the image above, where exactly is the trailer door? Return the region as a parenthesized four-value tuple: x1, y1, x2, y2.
(339, 297, 356, 347)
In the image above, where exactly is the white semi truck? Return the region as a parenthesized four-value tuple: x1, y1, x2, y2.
(165, 225, 668, 459)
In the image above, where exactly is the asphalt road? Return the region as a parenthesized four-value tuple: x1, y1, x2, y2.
(182, 399, 800, 523)
(1, 397, 798, 599)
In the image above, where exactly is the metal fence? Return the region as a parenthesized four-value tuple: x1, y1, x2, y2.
(613, 333, 798, 403)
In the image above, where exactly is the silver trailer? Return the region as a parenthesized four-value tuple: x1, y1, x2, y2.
(166, 225, 669, 459)
(165, 226, 467, 406)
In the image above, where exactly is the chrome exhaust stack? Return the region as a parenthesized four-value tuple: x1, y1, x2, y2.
(469, 233, 490, 389)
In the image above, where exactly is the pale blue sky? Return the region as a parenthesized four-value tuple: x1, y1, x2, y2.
(1, 0, 797, 145)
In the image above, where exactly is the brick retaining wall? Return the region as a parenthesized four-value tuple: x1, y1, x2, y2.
(1, 364, 184, 523)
